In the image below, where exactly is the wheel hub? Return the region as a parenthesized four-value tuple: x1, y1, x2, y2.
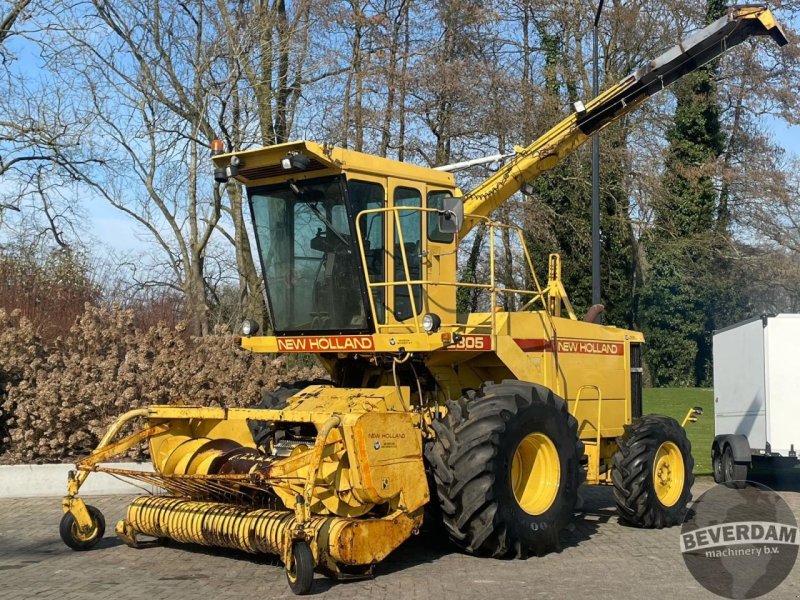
(653, 441, 684, 507)
(510, 432, 560, 516)
(71, 520, 98, 542)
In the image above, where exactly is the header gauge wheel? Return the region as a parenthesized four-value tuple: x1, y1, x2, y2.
(60, 505, 105, 551)
(286, 541, 314, 595)
(612, 415, 694, 528)
(425, 381, 583, 558)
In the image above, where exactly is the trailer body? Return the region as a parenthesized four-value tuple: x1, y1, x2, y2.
(712, 314, 800, 482)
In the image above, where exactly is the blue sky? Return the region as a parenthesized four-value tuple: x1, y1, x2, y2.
(764, 117, 800, 156)
(89, 202, 148, 253)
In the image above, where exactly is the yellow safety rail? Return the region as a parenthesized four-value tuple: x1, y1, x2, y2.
(681, 406, 704, 427)
(355, 206, 576, 336)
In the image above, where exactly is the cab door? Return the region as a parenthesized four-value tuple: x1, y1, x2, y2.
(388, 180, 424, 329)
(392, 183, 424, 324)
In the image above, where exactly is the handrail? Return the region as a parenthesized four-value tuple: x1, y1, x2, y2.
(392, 207, 422, 332)
(354, 206, 560, 335)
(574, 384, 604, 450)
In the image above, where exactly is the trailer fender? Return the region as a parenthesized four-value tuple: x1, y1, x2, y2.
(713, 434, 751, 464)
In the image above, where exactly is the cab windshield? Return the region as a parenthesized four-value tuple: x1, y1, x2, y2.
(250, 176, 369, 332)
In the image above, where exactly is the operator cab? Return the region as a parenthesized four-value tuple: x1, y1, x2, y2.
(213, 141, 460, 335)
(250, 176, 366, 332)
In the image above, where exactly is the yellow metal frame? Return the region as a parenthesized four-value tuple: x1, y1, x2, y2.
(354, 205, 575, 336)
(62, 409, 152, 531)
(681, 406, 704, 428)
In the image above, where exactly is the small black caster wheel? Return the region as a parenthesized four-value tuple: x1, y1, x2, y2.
(286, 541, 314, 595)
(60, 505, 105, 550)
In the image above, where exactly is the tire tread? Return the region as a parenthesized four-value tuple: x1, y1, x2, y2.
(612, 415, 694, 528)
(424, 380, 582, 557)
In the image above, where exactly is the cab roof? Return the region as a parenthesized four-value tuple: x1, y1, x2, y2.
(212, 141, 457, 188)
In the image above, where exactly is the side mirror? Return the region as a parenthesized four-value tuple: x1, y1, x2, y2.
(437, 196, 464, 234)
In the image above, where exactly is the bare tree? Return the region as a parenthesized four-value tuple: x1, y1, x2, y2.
(0, 0, 32, 47)
(0, 1, 102, 248)
(40, 0, 228, 335)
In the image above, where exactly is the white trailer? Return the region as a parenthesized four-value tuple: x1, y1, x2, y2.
(712, 314, 800, 485)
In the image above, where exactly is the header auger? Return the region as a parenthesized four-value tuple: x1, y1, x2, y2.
(60, 6, 787, 595)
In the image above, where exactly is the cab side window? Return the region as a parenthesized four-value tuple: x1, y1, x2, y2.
(350, 180, 386, 324)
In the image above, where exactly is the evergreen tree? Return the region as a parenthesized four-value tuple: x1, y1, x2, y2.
(640, 0, 747, 386)
(523, 28, 635, 327)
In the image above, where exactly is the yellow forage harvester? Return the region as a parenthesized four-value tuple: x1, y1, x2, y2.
(60, 6, 787, 595)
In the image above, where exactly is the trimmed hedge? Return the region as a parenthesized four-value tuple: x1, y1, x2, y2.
(0, 306, 323, 463)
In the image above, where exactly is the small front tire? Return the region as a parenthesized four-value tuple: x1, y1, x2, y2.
(286, 541, 314, 595)
(60, 505, 105, 551)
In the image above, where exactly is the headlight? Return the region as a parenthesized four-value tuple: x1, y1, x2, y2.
(241, 319, 259, 336)
(422, 313, 441, 333)
(282, 151, 310, 170)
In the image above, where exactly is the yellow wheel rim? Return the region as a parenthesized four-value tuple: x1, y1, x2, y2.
(653, 441, 685, 507)
(510, 432, 560, 516)
(71, 519, 98, 542)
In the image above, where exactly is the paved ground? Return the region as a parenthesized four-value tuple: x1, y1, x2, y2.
(0, 478, 798, 600)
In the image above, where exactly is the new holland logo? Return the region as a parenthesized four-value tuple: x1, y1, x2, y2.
(514, 338, 623, 355)
(557, 339, 623, 356)
(276, 336, 375, 352)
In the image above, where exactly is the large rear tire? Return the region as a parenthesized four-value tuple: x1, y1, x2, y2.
(612, 415, 694, 528)
(425, 381, 583, 558)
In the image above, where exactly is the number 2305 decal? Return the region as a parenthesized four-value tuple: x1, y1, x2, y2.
(446, 335, 492, 351)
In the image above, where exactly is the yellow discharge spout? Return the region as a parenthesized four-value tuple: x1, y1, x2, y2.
(459, 5, 788, 232)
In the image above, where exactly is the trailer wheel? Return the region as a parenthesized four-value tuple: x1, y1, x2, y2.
(612, 415, 694, 528)
(286, 541, 314, 595)
(59, 505, 105, 551)
(722, 446, 747, 489)
(425, 381, 583, 558)
(712, 445, 725, 483)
